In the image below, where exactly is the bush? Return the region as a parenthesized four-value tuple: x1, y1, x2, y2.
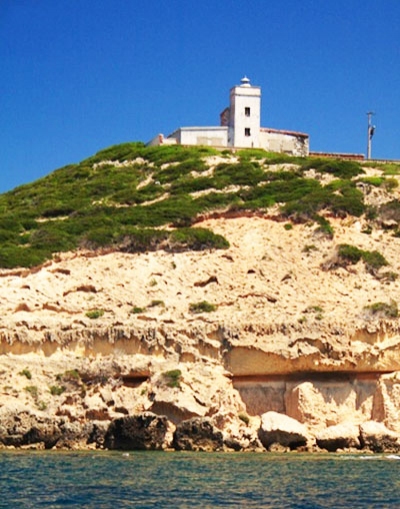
(25, 386, 38, 398)
(49, 385, 66, 396)
(364, 301, 398, 319)
(162, 369, 182, 388)
(338, 244, 363, 265)
(189, 301, 217, 313)
(130, 306, 144, 314)
(336, 244, 389, 272)
(148, 300, 164, 308)
(300, 159, 364, 179)
(19, 368, 32, 380)
(85, 309, 104, 319)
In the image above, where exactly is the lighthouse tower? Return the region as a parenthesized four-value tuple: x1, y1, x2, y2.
(228, 76, 261, 148)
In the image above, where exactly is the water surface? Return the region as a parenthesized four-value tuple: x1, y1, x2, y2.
(1, 451, 400, 508)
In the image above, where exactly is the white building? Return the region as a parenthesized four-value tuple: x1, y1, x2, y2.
(147, 77, 309, 157)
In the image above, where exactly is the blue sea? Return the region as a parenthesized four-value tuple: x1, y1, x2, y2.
(1, 451, 400, 508)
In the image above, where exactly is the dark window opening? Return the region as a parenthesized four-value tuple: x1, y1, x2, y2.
(245, 107, 250, 117)
(245, 128, 251, 137)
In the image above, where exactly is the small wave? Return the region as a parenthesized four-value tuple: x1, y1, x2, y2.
(386, 454, 400, 460)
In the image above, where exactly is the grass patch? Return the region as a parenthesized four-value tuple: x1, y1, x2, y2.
(130, 306, 144, 314)
(189, 301, 217, 313)
(148, 300, 165, 308)
(25, 385, 38, 398)
(19, 368, 32, 380)
(335, 244, 389, 272)
(85, 309, 104, 319)
(162, 369, 182, 388)
(49, 385, 66, 396)
(364, 301, 398, 319)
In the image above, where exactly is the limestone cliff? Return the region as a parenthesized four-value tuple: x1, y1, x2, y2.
(2, 208, 400, 451)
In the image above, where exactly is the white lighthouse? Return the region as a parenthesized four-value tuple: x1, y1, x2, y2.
(227, 76, 261, 148)
(148, 77, 309, 156)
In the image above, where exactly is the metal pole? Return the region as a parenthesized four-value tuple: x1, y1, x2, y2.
(367, 111, 375, 160)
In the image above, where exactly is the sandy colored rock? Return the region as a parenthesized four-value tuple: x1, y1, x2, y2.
(359, 421, 400, 453)
(315, 423, 360, 451)
(0, 212, 400, 449)
(258, 411, 309, 449)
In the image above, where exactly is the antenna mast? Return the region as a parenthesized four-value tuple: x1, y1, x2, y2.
(367, 111, 376, 160)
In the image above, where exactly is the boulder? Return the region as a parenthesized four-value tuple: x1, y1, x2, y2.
(173, 417, 224, 451)
(316, 423, 360, 451)
(0, 411, 62, 449)
(258, 411, 309, 450)
(104, 413, 172, 450)
(360, 421, 400, 453)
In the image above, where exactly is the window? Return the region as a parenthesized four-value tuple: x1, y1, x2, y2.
(245, 128, 251, 137)
(245, 107, 250, 117)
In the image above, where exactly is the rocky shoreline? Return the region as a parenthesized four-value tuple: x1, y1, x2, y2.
(2, 411, 400, 454)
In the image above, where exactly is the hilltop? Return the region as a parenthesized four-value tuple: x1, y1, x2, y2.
(1, 143, 400, 452)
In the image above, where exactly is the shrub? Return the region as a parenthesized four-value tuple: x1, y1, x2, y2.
(362, 250, 389, 271)
(19, 368, 32, 380)
(364, 301, 398, 319)
(315, 215, 334, 238)
(162, 369, 182, 388)
(336, 244, 389, 272)
(37, 401, 47, 411)
(189, 301, 217, 313)
(148, 300, 164, 308)
(130, 306, 144, 314)
(300, 159, 364, 179)
(56, 369, 80, 382)
(85, 309, 104, 319)
(49, 385, 66, 396)
(338, 244, 363, 265)
(25, 386, 38, 398)
(169, 228, 229, 251)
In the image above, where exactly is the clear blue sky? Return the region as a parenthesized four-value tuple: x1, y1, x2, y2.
(1, 0, 399, 192)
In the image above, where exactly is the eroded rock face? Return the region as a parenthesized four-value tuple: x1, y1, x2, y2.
(359, 421, 400, 453)
(104, 413, 173, 451)
(0, 410, 107, 450)
(315, 423, 360, 451)
(2, 216, 400, 451)
(172, 417, 224, 452)
(258, 411, 309, 450)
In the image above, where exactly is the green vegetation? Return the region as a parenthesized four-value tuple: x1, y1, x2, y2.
(25, 385, 38, 398)
(85, 309, 105, 319)
(238, 412, 250, 425)
(0, 142, 390, 268)
(49, 385, 66, 396)
(189, 301, 218, 313)
(337, 244, 389, 272)
(148, 300, 165, 308)
(364, 301, 398, 319)
(56, 369, 80, 382)
(162, 369, 182, 388)
(19, 368, 32, 380)
(130, 306, 144, 314)
(300, 159, 364, 179)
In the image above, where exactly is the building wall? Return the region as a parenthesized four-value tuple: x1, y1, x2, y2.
(260, 129, 309, 157)
(168, 127, 228, 147)
(147, 134, 178, 147)
(229, 84, 261, 148)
